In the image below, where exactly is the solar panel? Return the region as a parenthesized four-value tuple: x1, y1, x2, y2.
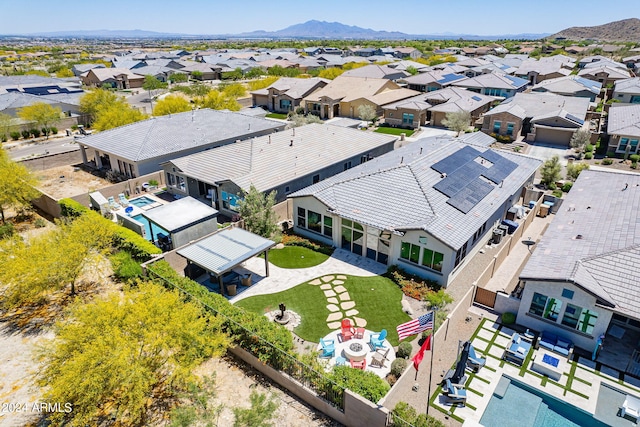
(479, 150, 503, 163)
(434, 173, 469, 197)
(447, 178, 494, 213)
(431, 145, 481, 174)
(471, 95, 482, 101)
(565, 113, 585, 125)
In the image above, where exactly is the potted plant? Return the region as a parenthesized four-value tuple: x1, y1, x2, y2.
(148, 179, 159, 190)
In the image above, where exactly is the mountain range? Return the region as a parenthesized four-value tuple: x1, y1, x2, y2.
(549, 18, 640, 42)
(13, 20, 550, 40)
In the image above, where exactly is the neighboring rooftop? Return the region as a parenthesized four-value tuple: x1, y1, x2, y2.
(141, 196, 218, 233)
(484, 92, 591, 122)
(607, 104, 640, 137)
(451, 72, 529, 90)
(531, 75, 602, 96)
(520, 170, 640, 317)
(290, 135, 540, 250)
(167, 123, 397, 193)
(76, 108, 285, 161)
(614, 77, 640, 93)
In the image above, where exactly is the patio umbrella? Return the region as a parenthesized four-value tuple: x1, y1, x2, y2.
(451, 341, 470, 384)
(592, 334, 605, 361)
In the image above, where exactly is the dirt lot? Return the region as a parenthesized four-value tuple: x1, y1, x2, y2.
(35, 165, 110, 200)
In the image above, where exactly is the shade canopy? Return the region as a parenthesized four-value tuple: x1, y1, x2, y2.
(177, 227, 275, 276)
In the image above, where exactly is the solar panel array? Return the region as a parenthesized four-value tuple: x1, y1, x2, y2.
(432, 147, 518, 213)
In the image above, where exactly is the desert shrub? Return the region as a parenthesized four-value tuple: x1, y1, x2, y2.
(10, 131, 20, 140)
(584, 152, 593, 160)
(21, 130, 30, 139)
(328, 366, 389, 403)
(0, 222, 15, 239)
(34, 218, 47, 228)
(30, 128, 40, 138)
(1, 134, 6, 142)
(280, 232, 334, 255)
(585, 144, 594, 152)
(552, 189, 563, 198)
(501, 312, 516, 325)
(397, 341, 413, 359)
(602, 158, 613, 165)
(547, 182, 557, 191)
(630, 154, 640, 163)
(110, 251, 143, 281)
(50, 126, 58, 135)
(562, 182, 573, 192)
(391, 358, 408, 377)
(606, 151, 616, 158)
(385, 265, 441, 301)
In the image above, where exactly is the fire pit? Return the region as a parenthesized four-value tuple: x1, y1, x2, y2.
(349, 342, 363, 352)
(344, 338, 368, 362)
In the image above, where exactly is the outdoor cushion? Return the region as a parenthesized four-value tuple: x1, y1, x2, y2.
(556, 339, 571, 349)
(554, 345, 570, 356)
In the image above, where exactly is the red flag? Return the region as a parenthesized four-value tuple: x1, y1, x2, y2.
(412, 334, 432, 371)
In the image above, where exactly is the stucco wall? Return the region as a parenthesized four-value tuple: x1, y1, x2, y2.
(517, 280, 612, 351)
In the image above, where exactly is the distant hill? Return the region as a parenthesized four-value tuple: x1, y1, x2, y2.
(550, 18, 640, 42)
(238, 20, 410, 39)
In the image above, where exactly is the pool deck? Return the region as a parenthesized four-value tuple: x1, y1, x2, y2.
(438, 318, 640, 426)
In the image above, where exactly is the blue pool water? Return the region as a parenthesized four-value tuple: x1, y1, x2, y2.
(132, 214, 168, 241)
(480, 376, 608, 427)
(129, 196, 156, 208)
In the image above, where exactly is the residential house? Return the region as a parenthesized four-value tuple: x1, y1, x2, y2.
(81, 68, 145, 89)
(0, 75, 82, 95)
(622, 55, 640, 72)
(289, 136, 541, 287)
(582, 59, 628, 71)
(0, 91, 82, 118)
(382, 87, 494, 128)
(71, 63, 106, 77)
(514, 59, 572, 84)
(612, 78, 640, 104)
(451, 73, 529, 98)
(481, 92, 591, 145)
(302, 76, 419, 119)
(251, 77, 329, 113)
(578, 55, 614, 68)
(162, 124, 397, 217)
(606, 104, 640, 154)
(321, 47, 343, 55)
(456, 58, 492, 69)
(531, 75, 602, 102)
(464, 63, 518, 78)
(76, 109, 285, 178)
(302, 47, 322, 56)
(387, 60, 430, 73)
(400, 71, 468, 93)
(394, 47, 422, 59)
(352, 48, 379, 57)
(578, 65, 631, 86)
(516, 169, 640, 353)
(341, 65, 409, 81)
(178, 62, 221, 81)
(316, 55, 347, 68)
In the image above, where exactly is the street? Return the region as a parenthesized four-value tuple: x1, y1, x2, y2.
(5, 135, 80, 161)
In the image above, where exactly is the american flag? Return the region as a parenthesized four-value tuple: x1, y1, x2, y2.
(397, 312, 434, 340)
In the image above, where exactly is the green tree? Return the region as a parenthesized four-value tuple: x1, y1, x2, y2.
(153, 95, 192, 116)
(288, 112, 322, 127)
(565, 162, 590, 181)
(405, 66, 419, 75)
(169, 72, 188, 83)
(222, 67, 243, 80)
(0, 148, 40, 223)
(190, 70, 203, 81)
(93, 104, 147, 132)
(540, 155, 562, 187)
(17, 102, 62, 139)
(55, 67, 74, 78)
(221, 83, 247, 98)
(236, 184, 279, 239)
(199, 90, 241, 111)
(441, 110, 471, 135)
(0, 112, 15, 140)
(318, 67, 344, 80)
(169, 374, 223, 427)
(357, 104, 378, 124)
(570, 128, 591, 156)
(37, 281, 228, 426)
(232, 391, 279, 427)
(143, 75, 169, 110)
(247, 76, 279, 91)
(79, 88, 123, 123)
(245, 67, 266, 79)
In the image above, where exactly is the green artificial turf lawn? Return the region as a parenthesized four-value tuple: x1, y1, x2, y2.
(265, 246, 330, 269)
(265, 113, 288, 119)
(235, 275, 413, 346)
(374, 127, 415, 137)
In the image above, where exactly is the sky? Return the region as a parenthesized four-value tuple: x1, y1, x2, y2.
(0, 0, 638, 36)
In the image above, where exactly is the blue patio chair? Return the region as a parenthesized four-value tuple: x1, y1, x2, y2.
(335, 356, 347, 366)
(118, 193, 129, 207)
(319, 338, 335, 358)
(466, 344, 486, 372)
(369, 329, 387, 350)
(443, 379, 467, 405)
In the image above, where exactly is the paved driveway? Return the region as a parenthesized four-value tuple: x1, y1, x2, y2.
(527, 143, 575, 165)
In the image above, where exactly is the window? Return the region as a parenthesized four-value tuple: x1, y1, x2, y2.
(341, 219, 364, 255)
(486, 88, 502, 96)
(561, 288, 574, 299)
(279, 99, 291, 110)
(529, 292, 548, 317)
(400, 241, 444, 272)
(454, 242, 467, 267)
(285, 186, 290, 193)
(360, 155, 370, 164)
(421, 248, 444, 272)
(177, 175, 186, 191)
(543, 298, 562, 321)
(312, 174, 320, 184)
(506, 122, 514, 136)
(323, 216, 333, 238)
(631, 139, 639, 152)
(492, 120, 501, 134)
(344, 161, 352, 171)
(297, 207, 306, 228)
(167, 172, 176, 187)
(561, 303, 581, 329)
(620, 138, 629, 151)
(307, 210, 322, 233)
(311, 103, 321, 112)
(402, 113, 414, 125)
(631, 95, 640, 104)
(473, 222, 487, 243)
(400, 242, 420, 264)
(577, 309, 598, 335)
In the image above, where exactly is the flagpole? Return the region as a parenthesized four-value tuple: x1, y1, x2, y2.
(426, 308, 436, 416)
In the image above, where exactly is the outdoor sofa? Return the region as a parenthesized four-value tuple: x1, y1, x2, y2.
(536, 331, 573, 358)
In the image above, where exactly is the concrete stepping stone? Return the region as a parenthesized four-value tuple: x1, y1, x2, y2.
(337, 275, 347, 280)
(332, 280, 345, 286)
(334, 285, 347, 293)
(321, 275, 335, 283)
(338, 292, 350, 301)
(309, 279, 322, 285)
(320, 284, 332, 290)
(340, 301, 356, 310)
(324, 290, 336, 297)
(326, 312, 343, 322)
(327, 297, 339, 304)
(354, 317, 367, 327)
(345, 309, 359, 317)
(327, 321, 341, 329)
(326, 304, 340, 312)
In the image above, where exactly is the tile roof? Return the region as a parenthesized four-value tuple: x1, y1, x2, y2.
(304, 76, 417, 104)
(401, 71, 468, 86)
(520, 169, 640, 316)
(484, 92, 590, 121)
(341, 65, 408, 80)
(531, 75, 602, 96)
(167, 123, 397, 193)
(578, 65, 631, 80)
(0, 91, 82, 111)
(382, 87, 494, 114)
(451, 72, 529, 90)
(607, 104, 640, 137)
(260, 77, 329, 99)
(290, 136, 540, 250)
(614, 77, 640, 94)
(78, 109, 284, 162)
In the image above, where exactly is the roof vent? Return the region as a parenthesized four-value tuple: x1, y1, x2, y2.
(575, 234, 583, 240)
(290, 140, 293, 147)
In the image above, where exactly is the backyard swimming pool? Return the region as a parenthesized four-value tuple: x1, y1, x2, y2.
(132, 214, 168, 242)
(129, 196, 157, 208)
(480, 376, 608, 427)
